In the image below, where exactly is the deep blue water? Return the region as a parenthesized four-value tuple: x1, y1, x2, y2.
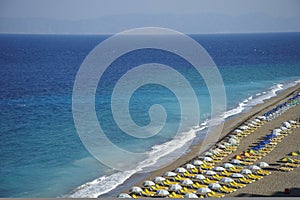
(0, 33, 300, 197)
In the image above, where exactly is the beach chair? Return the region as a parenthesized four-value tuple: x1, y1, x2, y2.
(163, 179, 179, 186)
(175, 175, 189, 181)
(219, 186, 237, 193)
(279, 166, 294, 172)
(200, 164, 214, 170)
(212, 174, 226, 180)
(247, 174, 263, 180)
(228, 167, 241, 173)
(255, 169, 271, 176)
(203, 178, 218, 184)
(183, 172, 196, 178)
(238, 177, 255, 184)
(142, 189, 156, 197)
(151, 184, 168, 191)
(191, 168, 199, 173)
(285, 163, 300, 168)
(179, 187, 196, 194)
(229, 181, 246, 188)
(192, 182, 207, 189)
(169, 192, 184, 198)
(207, 191, 225, 198)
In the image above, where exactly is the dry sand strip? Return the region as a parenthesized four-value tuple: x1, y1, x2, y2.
(121, 84, 300, 198)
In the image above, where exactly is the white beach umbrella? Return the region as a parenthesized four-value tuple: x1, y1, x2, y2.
(214, 166, 226, 172)
(196, 187, 212, 195)
(153, 176, 166, 183)
(280, 126, 288, 131)
(204, 151, 214, 156)
(289, 120, 297, 124)
(231, 173, 244, 178)
(282, 121, 291, 128)
(193, 174, 206, 180)
(181, 179, 194, 186)
(209, 183, 222, 190)
(248, 165, 261, 170)
(228, 138, 238, 145)
(223, 142, 231, 147)
(168, 184, 182, 192)
(192, 160, 204, 166)
(218, 144, 226, 149)
(257, 116, 266, 120)
(164, 171, 177, 177)
(233, 129, 243, 133)
(204, 170, 216, 175)
(254, 119, 261, 123)
(130, 186, 143, 194)
(200, 157, 213, 162)
(175, 167, 187, 173)
(220, 177, 234, 184)
(239, 125, 250, 130)
(272, 129, 282, 134)
(143, 180, 155, 187)
(229, 135, 238, 140)
(222, 163, 234, 169)
(231, 159, 242, 164)
(184, 193, 199, 198)
(118, 193, 132, 198)
(257, 162, 269, 168)
(185, 164, 196, 169)
(241, 169, 252, 174)
(155, 190, 169, 197)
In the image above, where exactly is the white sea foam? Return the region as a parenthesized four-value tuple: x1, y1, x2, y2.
(68, 79, 300, 198)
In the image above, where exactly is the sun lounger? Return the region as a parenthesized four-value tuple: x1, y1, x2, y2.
(279, 166, 294, 172)
(192, 182, 207, 189)
(203, 178, 218, 184)
(247, 174, 263, 180)
(219, 186, 237, 193)
(285, 163, 300, 168)
(179, 187, 196, 194)
(142, 189, 156, 196)
(255, 169, 271, 176)
(238, 177, 255, 184)
(207, 191, 225, 198)
(229, 181, 246, 188)
(169, 192, 184, 198)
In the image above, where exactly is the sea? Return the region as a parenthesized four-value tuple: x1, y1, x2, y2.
(0, 32, 300, 197)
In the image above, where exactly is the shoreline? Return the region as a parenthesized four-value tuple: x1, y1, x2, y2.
(111, 82, 300, 197)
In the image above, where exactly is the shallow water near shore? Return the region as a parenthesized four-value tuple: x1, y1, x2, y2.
(0, 33, 300, 197)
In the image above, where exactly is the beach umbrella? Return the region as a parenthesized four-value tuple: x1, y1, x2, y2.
(175, 167, 187, 173)
(228, 138, 238, 145)
(193, 174, 206, 180)
(257, 116, 266, 120)
(209, 183, 222, 190)
(248, 165, 261, 170)
(192, 160, 204, 166)
(291, 152, 299, 156)
(153, 176, 166, 183)
(234, 155, 242, 160)
(289, 120, 297, 124)
(219, 177, 234, 184)
(184, 193, 199, 198)
(222, 163, 234, 169)
(239, 125, 250, 130)
(168, 184, 182, 192)
(223, 142, 231, 147)
(257, 162, 269, 168)
(230, 135, 238, 139)
(281, 127, 288, 131)
(196, 188, 212, 195)
(155, 190, 169, 197)
(199, 157, 213, 162)
(272, 129, 282, 134)
(204, 151, 214, 156)
(204, 170, 216, 175)
(218, 144, 226, 149)
(143, 180, 155, 187)
(231, 159, 242, 164)
(282, 122, 291, 128)
(181, 179, 194, 186)
(214, 166, 226, 172)
(118, 193, 132, 198)
(233, 129, 243, 134)
(231, 173, 244, 178)
(254, 119, 261, 123)
(247, 149, 256, 154)
(164, 171, 177, 177)
(241, 169, 252, 174)
(130, 186, 143, 194)
(266, 134, 276, 139)
(185, 164, 196, 169)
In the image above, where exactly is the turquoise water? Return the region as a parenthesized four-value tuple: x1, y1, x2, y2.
(0, 33, 300, 197)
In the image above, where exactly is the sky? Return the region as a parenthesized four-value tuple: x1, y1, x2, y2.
(0, 0, 300, 34)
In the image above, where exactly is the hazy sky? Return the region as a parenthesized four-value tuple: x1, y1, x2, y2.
(0, 0, 300, 34)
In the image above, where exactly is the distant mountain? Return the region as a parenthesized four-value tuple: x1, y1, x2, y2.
(0, 13, 299, 34)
